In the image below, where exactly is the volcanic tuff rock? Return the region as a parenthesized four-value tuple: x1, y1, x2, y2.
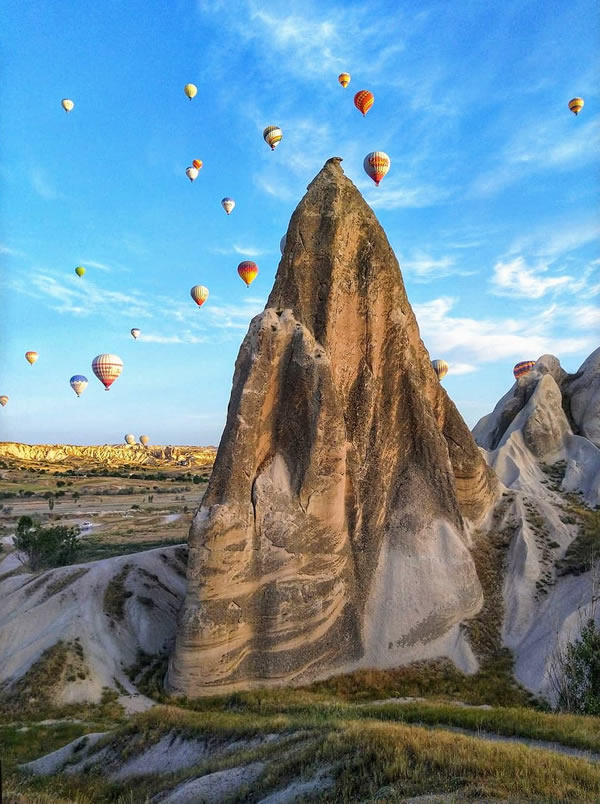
(168, 158, 497, 696)
(0, 442, 216, 469)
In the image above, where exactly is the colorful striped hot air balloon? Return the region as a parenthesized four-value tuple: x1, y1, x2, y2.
(92, 354, 123, 391)
(69, 375, 88, 398)
(25, 351, 38, 365)
(192, 159, 203, 170)
(61, 98, 74, 113)
(0, 396, 8, 407)
(431, 359, 448, 380)
(190, 285, 209, 307)
(263, 125, 283, 150)
(221, 197, 235, 215)
(186, 166, 199, 182)
(131, 328, 140, 340)
(338, 72, 351, 88)
(568, 97, 584, 116)
(184, 83, 197, 100)
(513, 360, 536, 380)
(363, 152, 390, 186)
(238, 261, 259, 288)
(139, 435, 150, 446)
(354, 90, 374, 116)
(124, 434, 136, 445)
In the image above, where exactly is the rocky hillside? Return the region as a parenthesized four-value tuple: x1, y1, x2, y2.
(168, 158, 497, 697)
(0, 442, 216, 469)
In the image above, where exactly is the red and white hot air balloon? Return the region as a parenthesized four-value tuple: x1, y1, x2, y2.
(190, 285, 209, 307)
(92, 354, 123, 391)
(363, 151, 390, 186)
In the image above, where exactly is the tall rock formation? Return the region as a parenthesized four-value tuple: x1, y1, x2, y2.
(168, 158, 497, 696)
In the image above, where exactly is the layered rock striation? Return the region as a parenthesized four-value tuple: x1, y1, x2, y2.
(0, 442, 216, 468)
(168, 158, 497, 696)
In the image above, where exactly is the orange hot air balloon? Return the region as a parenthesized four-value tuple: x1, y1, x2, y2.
(363, 151, 390, 186)
(192, 159, 203, 170)
(25, 351, 39, 365)
(190, 285, 209, 307)
(354, 90, 374, 116)
(568, 97, 584, 116)
(338, 72, 351, 88)
(237, 261, 258, 288)
(0, 396, 8, 407)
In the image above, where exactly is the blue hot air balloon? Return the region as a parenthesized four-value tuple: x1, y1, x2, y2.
(70, 375, 88, 398)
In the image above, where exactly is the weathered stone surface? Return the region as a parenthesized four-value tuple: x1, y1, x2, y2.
(168, 158, 497, 696)
(563, 347, 600, 448)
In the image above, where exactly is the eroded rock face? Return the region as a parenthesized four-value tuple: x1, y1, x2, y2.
(168, 158, 497, 696)
(0, 442, 216, 468)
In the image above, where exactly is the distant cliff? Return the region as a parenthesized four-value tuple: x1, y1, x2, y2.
(0, 442, 216, 468)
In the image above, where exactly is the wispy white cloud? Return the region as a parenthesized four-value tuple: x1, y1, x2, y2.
(400, 251, 476, 282)
(0, 244, 25, 257)
(366, 182, 452, 209)
(210, 244, 268, 257)
(448, 362, 478, 375)
(29, 167, 60, 200)
(80, 259, 113, 272)
(490, 256, 576, 299)
(508, 217, 600, 260)
(138, 332, 209, 344)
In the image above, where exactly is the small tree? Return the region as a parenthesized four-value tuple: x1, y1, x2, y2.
(14, 516, 80, 571)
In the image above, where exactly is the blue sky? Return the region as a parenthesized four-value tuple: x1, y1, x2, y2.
(1, 0, 598, 446)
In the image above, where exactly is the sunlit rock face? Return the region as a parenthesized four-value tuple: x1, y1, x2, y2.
(168, 158, 497, 697)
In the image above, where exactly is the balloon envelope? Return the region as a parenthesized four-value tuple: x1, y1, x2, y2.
(139, 435, 150, 446)
(238, 261, 259, 287)
(70, 375, 88, 397)
(184, 83, 197, 99)
(263, 125, 283, 150)
(124, 434, 136, 445)
(363, 151, 390, 186)
(75, 266, 85, 278)
(568, 97, 584, 115)
(513, 360, 536, 380)
(431, 359, 448, 380)
(0, 396, 8, 407)
(190, 285, 209, 307)
(61, 98, 74, 113)
(192, 159, 203, 169)
(131, 328, 140, 339)
(354, 90, 374, 116)
(338, 72, 351, 88)
(25, 351, 38, 365)
(92, 354, 123, 390)
(221, 197, 235, 215)
(186, 166, 199, 182)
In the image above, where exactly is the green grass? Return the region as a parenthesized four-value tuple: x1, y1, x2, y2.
(76, 537, 185, 563)
(103, 564, 132, 622)
(558, 503, 600, 576)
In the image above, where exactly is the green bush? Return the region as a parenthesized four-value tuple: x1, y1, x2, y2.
(557, 618, 600, 715)
(14, 516, 81, 571)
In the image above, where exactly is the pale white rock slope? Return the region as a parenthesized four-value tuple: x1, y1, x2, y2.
(473, 350, 600, 698)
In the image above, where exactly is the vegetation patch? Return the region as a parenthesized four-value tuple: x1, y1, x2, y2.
(42, 567, 89, 600)
(558, 503, 600, 576)
(77, 537, 184, 563)
(103, 564, 132, 623)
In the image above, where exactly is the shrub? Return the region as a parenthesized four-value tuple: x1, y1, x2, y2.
(553, 618, 600, 715)
(14, 516, 80, 571)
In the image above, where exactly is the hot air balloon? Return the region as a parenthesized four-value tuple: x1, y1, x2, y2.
(70, 375, 88, 397)
(338, 72, 351, 88)
(92, 354, 123, 391)
(25, 351, 38, 365)
(263, 125, 283, 150)
(513, 360, 536, 380)
(61, 98, 74, 113)
(363, 151, 390, 186)
(280, 234, 287, 255)
(190, 285, 209, 307)
(139, 435, 150, 446)
(354, 90, 374, 116)
(75, 266, 85, 278)
(124, 434, 136, 445)
(184, 83, 197, 100)
(568, 97, 584, 116)
(238, 261, 258, 288)
(0, 396, 8, 407)
(431, 359, 448, 380)
(186, 166, 199, 182)
(192, 159, 203, 170)
(221, 197, 235, 215)
(131, 328, 140, 340)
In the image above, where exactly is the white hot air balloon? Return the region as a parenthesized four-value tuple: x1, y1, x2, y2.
(124, 434, 136, 445)
(61, 98, 74, 113)
(186, 166, 199, 182)
(221, 197, 235, 215)
(131, 328, 140, 340)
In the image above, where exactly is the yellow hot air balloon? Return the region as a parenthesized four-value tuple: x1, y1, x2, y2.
(190, 285, 209, 307)
(263, 125, 283, 150)
(61, 98, 74, 113)
(338, 73, 351, 88)
(568, 97, 584, 116)
(139, 435, 150, 446)
(238, 261, 258, 287)
(431, 359, 448, 380)
(184, 83, 197, 100)
(75, 266, 85, 278)
(25, 351, 39, 365)
(0, 396, 8, 407)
